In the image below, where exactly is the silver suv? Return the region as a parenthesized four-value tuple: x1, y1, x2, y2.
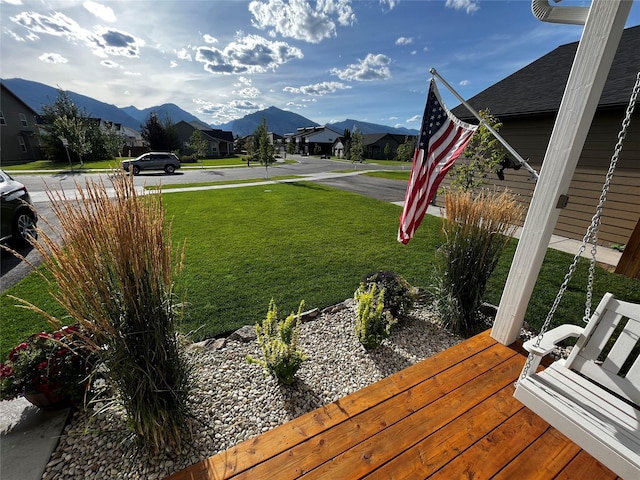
(122, 152, 181, 175)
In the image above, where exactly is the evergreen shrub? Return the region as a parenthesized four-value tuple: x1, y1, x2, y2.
(247, 299, 306, 385)
(354, 283, 396, 350)
(362, 271, 414, 320)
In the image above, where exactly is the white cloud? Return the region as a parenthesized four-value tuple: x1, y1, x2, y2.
(233, 76, 253, 87)
(395, 36, 413, 46)
(38, 52, 68, 64)
(248, 0, 355, 44)
(170, 60, 178, 68)
(1, 0, 24, 5)
(194, 98, 266, 123)
(459, 79, 470, 86)
(379, 0, 399, 11)
(176, 48, 193, 61)
(91, 26, 145, 58)
(100, 60, 121, 68)
(4, 29, 25, 42)
(235, 86, 261, 98)
(83, 1, 117, 22)
(330, 53, 391, 81)
(10, 11, 144, 58)
(195, 33, 303, 75)
(202, 34, 217, 44)
(406, 114, 421, 123)
(445, 0, 479, 14)
(283, 81, 351, 96)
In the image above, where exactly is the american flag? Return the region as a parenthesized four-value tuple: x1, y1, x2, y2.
(398, 79, 478, 244)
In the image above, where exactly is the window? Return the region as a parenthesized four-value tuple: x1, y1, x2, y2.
(0, 111, 5, 125)
(18, 136, 27, 152)
(19, 113, 28, 127)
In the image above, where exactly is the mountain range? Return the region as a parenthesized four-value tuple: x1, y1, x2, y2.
(2, 78, 417, 137)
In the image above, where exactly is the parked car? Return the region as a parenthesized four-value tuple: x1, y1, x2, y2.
(0, 170, 37, 246)
(121, 152, 181, 175)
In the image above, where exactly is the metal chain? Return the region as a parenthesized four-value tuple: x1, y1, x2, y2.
(519, 71, 640, 382)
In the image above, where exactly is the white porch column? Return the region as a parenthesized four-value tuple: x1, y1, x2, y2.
(490, 0, 632, 345)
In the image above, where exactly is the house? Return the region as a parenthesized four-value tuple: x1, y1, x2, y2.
(332, 132, 416, 159)
(0, 82, 43, 164)
(174, 121, 234, 158)
(444, 24, 640, 251)
(285, 126, 342, 156)
(362, 133, 415, 160)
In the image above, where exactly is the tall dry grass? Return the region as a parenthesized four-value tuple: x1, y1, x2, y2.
(24, 171, 192, 452)
(432, 190, 524, 335)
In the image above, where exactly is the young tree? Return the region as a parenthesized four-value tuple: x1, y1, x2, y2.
(39, 90, 90, 162)
(448, 109, 506, 192)
(395, 136, 416, 162)
(141, 112, 180, 151)
(384, 142, 391, 160)
(251, 118, 275, 178)
(348, 129, 365, 163)
(99, 124, 127, 159)
(342, 129, 352, 160)
(286, 139, 296, 156)
(53, 115, 91, 166)
(188, 129, 208, 161)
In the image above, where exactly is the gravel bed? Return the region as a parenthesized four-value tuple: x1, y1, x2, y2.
(42, 300, 464, 480)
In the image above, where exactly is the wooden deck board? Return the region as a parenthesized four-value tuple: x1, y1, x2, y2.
(165, 330, 617, 480)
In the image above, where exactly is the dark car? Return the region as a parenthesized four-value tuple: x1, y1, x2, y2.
(121, 152, 181, 175)
(0, 170, 37, 246)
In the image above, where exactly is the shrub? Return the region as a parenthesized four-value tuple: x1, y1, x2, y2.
(354, 283, 396, 350)
(23, 171, 193, 453)
(247, 299, 306, 385)
(362, 271, 414, 320)
(432, 190, 523, 335)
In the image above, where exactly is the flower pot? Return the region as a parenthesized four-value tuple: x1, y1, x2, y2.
(24, 389, 69, 409)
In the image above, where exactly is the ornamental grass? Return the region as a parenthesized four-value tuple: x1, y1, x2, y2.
(22, 170, 193, 453)
(433, 190, 524, 335)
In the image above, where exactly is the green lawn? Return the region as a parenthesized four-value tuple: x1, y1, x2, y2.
(364, 171, 412, 181)
(2, 182, 638, 359)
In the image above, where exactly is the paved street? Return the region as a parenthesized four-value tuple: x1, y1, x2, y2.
(0, 156, 408, 292)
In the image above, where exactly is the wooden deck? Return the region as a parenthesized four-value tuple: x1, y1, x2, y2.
(166, 330, 618, 480)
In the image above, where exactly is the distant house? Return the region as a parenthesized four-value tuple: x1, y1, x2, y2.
(332, 132, 416, 159)
(445, 24, 640, 251)
(175, 121, 234, 157)
(90, 118, 145, 155)
(0, 82, 43, 164)
(362, 133, 415, 160)
(285, 126, 342, 156)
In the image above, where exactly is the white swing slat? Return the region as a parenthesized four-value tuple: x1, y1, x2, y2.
(514, 293, 640, 479)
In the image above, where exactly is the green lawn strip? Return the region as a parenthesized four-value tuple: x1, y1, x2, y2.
(2, 183, 638, 359)
(364, 171, 411, 181)
(145, 175, 302, 190)
(2, 157, 249, 172)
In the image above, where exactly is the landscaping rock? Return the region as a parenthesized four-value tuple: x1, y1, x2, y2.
(229, 325, 257, 343)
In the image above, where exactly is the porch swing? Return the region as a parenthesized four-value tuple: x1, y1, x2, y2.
(513, 71, 640, 479)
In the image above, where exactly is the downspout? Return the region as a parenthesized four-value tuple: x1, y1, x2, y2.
(531, 0, 589, 25)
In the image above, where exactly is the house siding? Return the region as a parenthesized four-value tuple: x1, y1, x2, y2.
(0, 84, 42, 164)
(436, 109, 639, 247)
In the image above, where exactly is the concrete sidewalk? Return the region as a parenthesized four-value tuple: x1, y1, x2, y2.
(1, 398, 70, 480)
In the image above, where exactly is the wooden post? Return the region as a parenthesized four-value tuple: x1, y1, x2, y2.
(490, 0, 632, 345)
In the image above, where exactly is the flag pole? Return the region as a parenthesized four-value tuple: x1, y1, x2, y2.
(429, 68, 539, 180)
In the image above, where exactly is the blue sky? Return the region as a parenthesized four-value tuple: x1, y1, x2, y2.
(2, 0, 639, 128)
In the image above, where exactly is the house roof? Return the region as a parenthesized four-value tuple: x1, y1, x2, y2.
(1, 82, 40, 117)
(451, 24, 640, 120)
